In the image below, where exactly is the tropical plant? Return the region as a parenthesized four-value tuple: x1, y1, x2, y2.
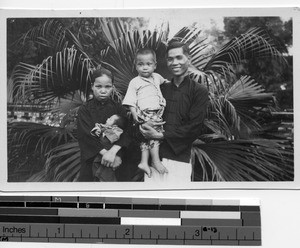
(7, 17, 293, 182)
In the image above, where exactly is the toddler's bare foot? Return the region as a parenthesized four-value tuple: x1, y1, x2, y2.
(151, 161, 168, 174)
(138, 163, 152, 178)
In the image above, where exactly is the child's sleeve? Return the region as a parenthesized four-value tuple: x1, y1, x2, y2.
(154, 72, 169, 85)
(104, 127, 123, 144)
(122, 79, 137, 108)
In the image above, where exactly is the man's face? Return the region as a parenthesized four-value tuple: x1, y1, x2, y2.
(91, 75, 113, 101)
(166, 47, 190, 76)
(135, 53, 157, 78)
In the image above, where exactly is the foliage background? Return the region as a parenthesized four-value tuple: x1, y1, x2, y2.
(7, 16, 294, 182)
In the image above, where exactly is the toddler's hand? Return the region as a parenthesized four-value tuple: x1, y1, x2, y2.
(133, 115, 143, 124)
(144, 120, 165, 128)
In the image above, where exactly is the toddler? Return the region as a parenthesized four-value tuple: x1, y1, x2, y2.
(123, 48, 168, 177)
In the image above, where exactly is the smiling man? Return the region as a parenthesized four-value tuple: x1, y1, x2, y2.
(140, 41, 209, 183)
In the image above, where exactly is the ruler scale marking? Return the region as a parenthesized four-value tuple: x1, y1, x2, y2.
(0, 196, 261, 245)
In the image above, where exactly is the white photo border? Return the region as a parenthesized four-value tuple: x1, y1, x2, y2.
(1, 7, 299, 192)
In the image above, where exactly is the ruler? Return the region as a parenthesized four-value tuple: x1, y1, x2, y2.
(0, 196, 261, 246)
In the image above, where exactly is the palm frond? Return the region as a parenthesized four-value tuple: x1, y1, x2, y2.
(193, 139, 293, 181)
(204, 27, 287, 78)
(11, 46, 94, 105)
(226, 75, 276, 134)
(8, 122, 76, 155)
(10, 19, 87, 57)
(44, 141, 81, 182)
(100, 18, 169, 94)
(26, 169, 48, 182)
(206, 76, 277, 139)
(207, 95, 241, 139)
(171, 25, 202, 46)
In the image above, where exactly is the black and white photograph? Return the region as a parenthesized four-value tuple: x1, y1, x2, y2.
(2, 8, 297, 190)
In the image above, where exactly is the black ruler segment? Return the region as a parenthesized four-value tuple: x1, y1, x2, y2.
(0, 207, 58, 216)
(26, 202, 51, 208)
(79, 203, 103, 208)
(0, 196, 261, 246)
(105, 203, 132, 209)
(133, 204, 159, 210)
(51, 202, 78, 208)
(160, 204, 186, 210)
(0, 202, 25, 207)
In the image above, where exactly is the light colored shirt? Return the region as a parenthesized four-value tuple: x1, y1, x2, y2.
(90, 123, 123, 144)
(122, 73, 166, 111)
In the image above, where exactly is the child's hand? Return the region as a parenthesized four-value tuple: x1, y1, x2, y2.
(95, 130, 101, 136)
(91, 124, 102, 137)
(133, 115, 143, 124)
(144, 120, 165, 128)
(101, 149, 116, 168)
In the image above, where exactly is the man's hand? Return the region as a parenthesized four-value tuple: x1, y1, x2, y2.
(111, 156, 122, 170)
(139, 123, 164, 140)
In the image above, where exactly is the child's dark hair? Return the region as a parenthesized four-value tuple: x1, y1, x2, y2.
(166, 41, 190, 56)
(91, 68, 114, 84)
(135, 47, 157, 63)
(113, 115, 127, 130)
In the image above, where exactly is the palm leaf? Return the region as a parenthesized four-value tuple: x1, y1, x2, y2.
(8, 122, 76, 155)
(204, 27, 287, 78)
(206, 75, 277, 139)
(193, 139, 293, 181)
(226, 75, 276, 135)
(44, 141, 81, 182)
(100, 18, 169, 94)
(10, 19, 87, 58)
(26, 169, 48, 182)
(11, 46, 95, 105)
(171, 25, 203, 46)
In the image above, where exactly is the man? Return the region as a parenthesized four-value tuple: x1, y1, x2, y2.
(140, 41, 209, 183)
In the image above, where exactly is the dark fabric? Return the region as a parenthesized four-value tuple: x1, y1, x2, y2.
(93, 155, 117, 182)
(77, 98, 130, 181)
(160, 76, 209, 162)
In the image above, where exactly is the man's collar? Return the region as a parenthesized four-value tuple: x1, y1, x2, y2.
(171, 74, 190, 88)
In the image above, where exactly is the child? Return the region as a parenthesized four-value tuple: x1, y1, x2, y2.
(91, 114, 126, 145)
(90, 114, 127, 181)
(77, 68, 129, 182)
(122, 48, 168, 178)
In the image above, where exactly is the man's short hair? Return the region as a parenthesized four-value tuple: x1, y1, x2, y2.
(91, 67, 114, 84)
(166, 41, 190, 56)
(135, 47, 157, 63)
